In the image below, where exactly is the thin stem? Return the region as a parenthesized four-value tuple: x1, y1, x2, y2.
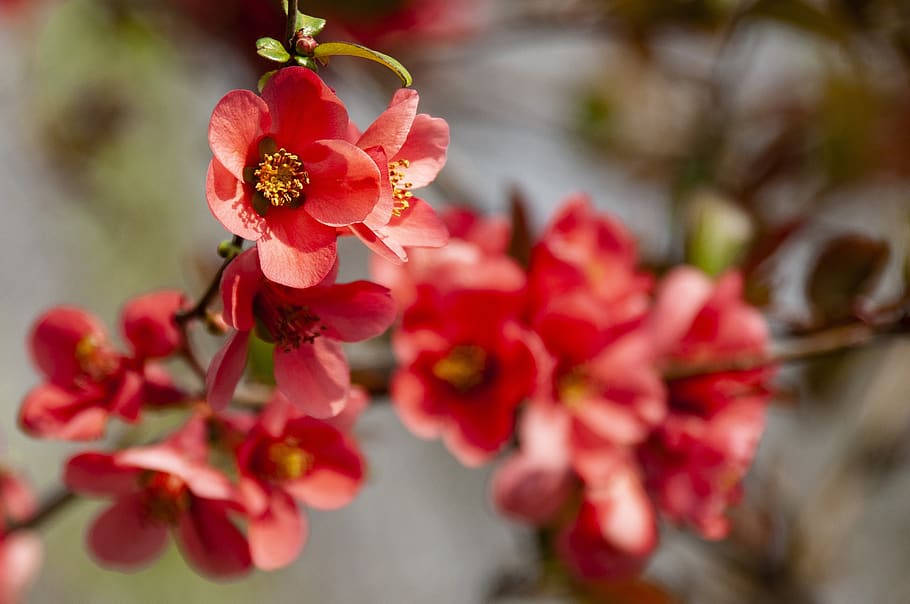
(175, 235, 243, 326)
(5, 490, 75, 534)
(285, 0, 298, 45)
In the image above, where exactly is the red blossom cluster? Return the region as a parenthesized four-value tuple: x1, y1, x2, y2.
(377, 196, 775, 580)
(11, 64, 450, 584)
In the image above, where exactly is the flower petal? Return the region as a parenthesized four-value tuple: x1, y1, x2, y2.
(206, 158, 266, 241)
(262, 67, 349, 150)
(393, 113, 449, 189)
(381, 197, 449, 249)
(300, 140, 381, 227)
(120, 290, 185, 360)
(65, 452, 141, 496)
(248, 488, 306, 571)
(205, 330, 251, 411)
(19, 385, 108, 441)
(87, 494, 169, 570)
(208, 89, 269, 180)
(0, 532, 43, 603)
(356, 88, 419, 158)
(177, 499, 252, 578)
(274, 339, 349, 419)
(305, 281, 395, 342)
(220, 249, 262, 331)
(29, 307, 107, 387)
(257, 209, 337, 289)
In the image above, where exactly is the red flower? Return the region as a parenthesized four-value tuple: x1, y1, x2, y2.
(392, 285, 540, 466)
(557, 468, 657, 581)
(641, 267, 773, 538)
(206, 67, 382, 288)
(20, 291, 187, 440)
(347, 88, 450, 263)
(491, 402, 574, 524)
(207, 248, 395, 418)
(533, 302, 666, 450)
(64, 424, 251, 578)
(0, 469, 42, 604)
(235, 394, 365, 570)
(371, 207, 515, 309)
(528, 195, 651, 328)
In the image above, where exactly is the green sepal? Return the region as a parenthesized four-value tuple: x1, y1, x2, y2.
(256, 37, 291, 63)
(313, 41, 412, 87)
(257, 69, 278, 93)
(294, 55, 318, 70)
(247, 332, 277, 386)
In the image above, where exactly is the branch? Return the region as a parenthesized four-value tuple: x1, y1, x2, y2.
(5, 489, 75, 534)
(664, 320, 904, 380)
(285, 0, 298, 46)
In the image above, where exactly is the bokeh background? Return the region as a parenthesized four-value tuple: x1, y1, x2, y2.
(2, 0, 910, 602)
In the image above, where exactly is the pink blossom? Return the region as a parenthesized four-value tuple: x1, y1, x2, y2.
(347, 88, 450, 263)
(64, 426, 251, 578)
(392, 284, 540, 466)
(641, 267, 773, 538)
(20, 291, 187, 440)
(206, 67, 382, 288)
(207, 248, 395, 418)
(236, 393, 365, 570)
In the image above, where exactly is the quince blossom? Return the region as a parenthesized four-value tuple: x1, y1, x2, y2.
(207, 248, 395, 418)
(20, 291, 186, 440)
(206, 67, 382, 289)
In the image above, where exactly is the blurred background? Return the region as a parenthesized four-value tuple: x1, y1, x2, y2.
(2, 0, 910, 602)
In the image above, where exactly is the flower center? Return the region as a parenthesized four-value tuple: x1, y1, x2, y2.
(388, 159, 413, 217)
(74, 335, 119, 383)
(139, 471, 190, 526)
(272, 304, 327, 352)
(432, 345, 487, 393)
(255, 148, 309, 208)
(557, 368, 589, 409)
(265, 439, 314, 482)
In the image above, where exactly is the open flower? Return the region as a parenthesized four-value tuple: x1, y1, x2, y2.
(392, 280, 540, 465)
(207, 248, 395, 418)
(64, 429, 251, 578)
(20, 291, 187, 440)
(206, 67, 382, 288)
(235, 393, 365, 570)
(346, 88, 450, 263)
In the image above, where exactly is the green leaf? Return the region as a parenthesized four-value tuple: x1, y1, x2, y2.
(314, 41, 412, 87)
(256, 37, 291, 63)
(257, 69, 278, 93)
(296, 13, 326, 36)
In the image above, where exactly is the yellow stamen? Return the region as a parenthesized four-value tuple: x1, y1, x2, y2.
(433, 346, 487, 392)
(388, 159, 413, 217)
(266, 439, 314, 481)
(74, 335, 118, 382)
(558, 369, 589, 409)
(255, 148, 309, 207)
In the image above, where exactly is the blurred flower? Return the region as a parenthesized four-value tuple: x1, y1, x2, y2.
(206, 67, 381, 288)
(640, 267, 773, 538)
(64, 422, 251, 578)
(0, 469, 42, 604)
(20, 291, 187, 440)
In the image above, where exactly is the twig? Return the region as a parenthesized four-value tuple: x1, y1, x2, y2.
(5, 490, 76, 534)
(175, 235, 244, 326)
